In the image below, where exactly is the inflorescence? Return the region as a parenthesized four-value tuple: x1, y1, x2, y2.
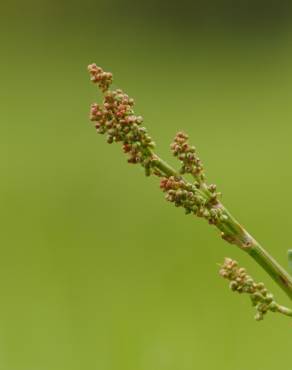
(159, 176, 224, 225)
(88, 64, 292, 322)
(219, 258, 291, 320)
(160, 131, 223, 224)
(88, 64, 156, 175)
(171, 132, 205, 183)
(88, 63, 224, 226)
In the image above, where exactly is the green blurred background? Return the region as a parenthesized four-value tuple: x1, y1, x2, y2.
(2, 1, 292, 369)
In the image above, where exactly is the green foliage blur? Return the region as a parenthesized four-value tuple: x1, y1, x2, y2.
(1, 1, 292, 369)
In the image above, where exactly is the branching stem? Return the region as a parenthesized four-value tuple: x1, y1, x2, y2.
(149, 150, 292, 300)
(88, 63, 292, 320)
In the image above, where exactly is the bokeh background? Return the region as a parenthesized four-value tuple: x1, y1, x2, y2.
(2, 1, 292, 369)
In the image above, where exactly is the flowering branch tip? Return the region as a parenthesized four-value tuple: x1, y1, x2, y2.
(87, 63, 292, 323)
(220, 258, 292, 320)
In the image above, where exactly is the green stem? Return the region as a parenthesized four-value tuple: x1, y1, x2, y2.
(221, 209, 292, 300)
(276, 304, 292, 317)
(247, 242, 292, 300)
(152, 154, 178, 177)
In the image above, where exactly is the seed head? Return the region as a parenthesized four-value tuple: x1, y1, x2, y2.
(160, 176, 224, 224)
(171, 131, 205, 182)
(219, 258, 280, 320)
(88, 66, 156, 175)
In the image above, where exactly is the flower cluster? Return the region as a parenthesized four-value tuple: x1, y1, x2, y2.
(219, 258, 279, 321)
(88, 64, 292, 323)
(89, 66, 156, 174)
(160, 176, 224, 224)
(171, 132, 205, 182)
(88, 64, 113, 92)
(171, 132, 221, 203)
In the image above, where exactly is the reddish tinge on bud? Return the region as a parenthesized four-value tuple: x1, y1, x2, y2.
(90, 103, 104, 121)
(88, 64, 113, 92)
(160, 178, 169, 190)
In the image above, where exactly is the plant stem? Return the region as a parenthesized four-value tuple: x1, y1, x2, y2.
(150, 150, 292, 301)
(276, 304, 292, 317)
